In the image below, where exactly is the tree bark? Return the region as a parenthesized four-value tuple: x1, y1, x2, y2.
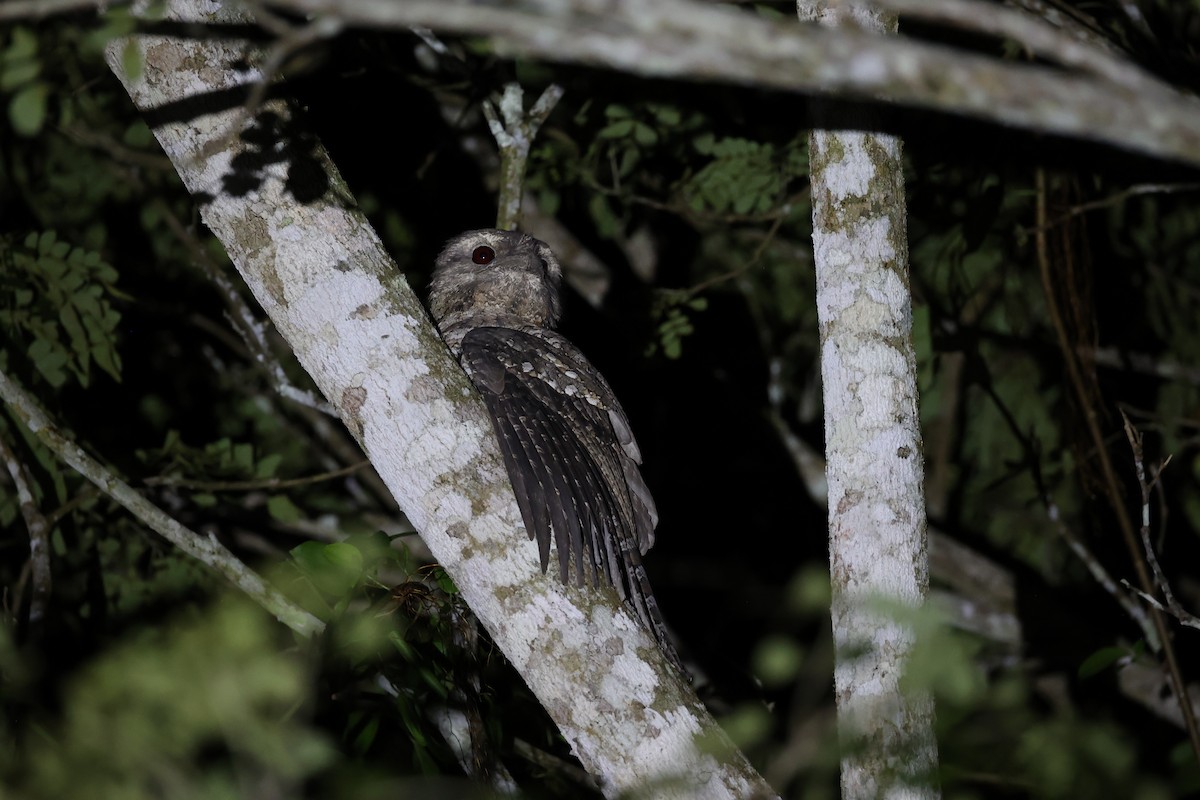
(799, 3, 940, 798)
(102, 2, 775, 798)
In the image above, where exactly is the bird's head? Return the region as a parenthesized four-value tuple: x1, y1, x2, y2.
(429, 230, 563, 344)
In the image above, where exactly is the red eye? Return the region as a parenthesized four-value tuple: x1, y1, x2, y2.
(472, 246, 495, 265)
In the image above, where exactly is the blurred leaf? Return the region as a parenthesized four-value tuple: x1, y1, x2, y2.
(1078, 646, 1130, 679)
(289, 541, 363, 599)
(9, 82, 48, 136)
(752, 636, 804, 688)
(267, 494, 303, 523)
(256, 453, 284, 479)
(120, 38, 143, 82)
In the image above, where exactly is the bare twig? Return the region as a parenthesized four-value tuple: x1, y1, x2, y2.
(1085, 345, 1200, 386)
(684, 213, 786, 298)
(0, 424, 52, 626)
(483, 83, 564, 230)
(1020, 182, 1200, 236)
(1120, 582, 1200, 631)
(0, 368, 324, 638)
(1121, 412, 1200, 631)
(1035, 169, 1200, 762)
(145, 459, 371, 491)
(1044, 498, 1156, 644)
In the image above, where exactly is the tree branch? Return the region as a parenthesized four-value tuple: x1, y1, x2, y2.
(11, 0, 1200, 164)
(0, 421, 52, 626)
(0, 369, 324, 638)
(264, 0, 1200, 166)
(1121, 413, 1200, 631)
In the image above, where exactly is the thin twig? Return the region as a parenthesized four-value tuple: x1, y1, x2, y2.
(1085, 345, 1200, 386)
(1043, 497, 1155, 643)
(1020, 182, 1200, 236)
(145, 459, 371, 492)
(1121, 582, 1200, 631)
(1034, 169, 1200, 762)
(684, 213, 786, 298)
(45, 484, 101, 528)
(0, 424, 52, 626)
(0, 368, 324, 638)
(1120, 412, 1200, 631)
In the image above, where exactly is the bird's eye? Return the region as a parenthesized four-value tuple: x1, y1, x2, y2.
(472, 246, 496, 265)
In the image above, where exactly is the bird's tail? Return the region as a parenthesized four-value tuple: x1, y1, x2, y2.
(623, 553, 687, 675)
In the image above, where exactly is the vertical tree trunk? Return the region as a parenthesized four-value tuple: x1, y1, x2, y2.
(798, 4, 941, 798)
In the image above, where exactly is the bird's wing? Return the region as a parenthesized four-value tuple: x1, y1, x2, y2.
(459, 327, 655, 587)
(460, 326, 679, 669)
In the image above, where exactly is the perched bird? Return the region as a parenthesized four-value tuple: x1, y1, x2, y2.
(429, 229, 679, 667)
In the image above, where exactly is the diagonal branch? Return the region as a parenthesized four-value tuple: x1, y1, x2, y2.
(0, 368, 324, 638)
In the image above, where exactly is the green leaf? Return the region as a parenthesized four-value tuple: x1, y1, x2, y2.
(588, 194, 620, 239)
(255, 453, 283, 479)
(633, 122, 658, 146)
(5, 26, 38, 60)
(232, 442, 255, 473)
(752, 636, 804, 688)
(1078, 646, 1129, 679)
(92, 342, 123, 383)
(616, 146, 639, 178)
(431, 568, 457, 595)
(9, 82, 48, 136)
(0, 58, 39, 92)
(27, 337, 68, 387)
(267, 495, 303, 523)
(59, 305, 90, 367)
(289, 541, 363, 599)
(717, 704, 772, 750)
(597, 119, 635, 139)
(321, 542, 364, 574)
(648, 104, 681, 126)
(121, 39, 143, 82)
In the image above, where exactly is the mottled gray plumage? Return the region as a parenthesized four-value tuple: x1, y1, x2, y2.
(429, 229, 678, 666)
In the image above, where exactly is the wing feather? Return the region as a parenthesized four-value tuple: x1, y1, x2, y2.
(459, 326, 679, 668)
